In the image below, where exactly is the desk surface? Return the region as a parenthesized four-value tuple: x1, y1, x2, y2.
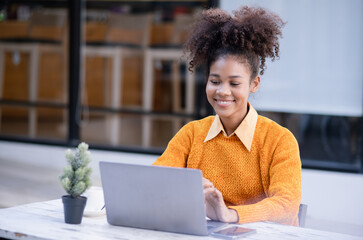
(0, 199, 361, 240)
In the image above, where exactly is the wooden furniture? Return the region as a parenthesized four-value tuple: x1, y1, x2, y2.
(0, 9, 68, 137)
(0, 20, 29, 39)
(0, 199, 361, 240)
(142, 14, 195, 147)
(84, 13, 152, 146)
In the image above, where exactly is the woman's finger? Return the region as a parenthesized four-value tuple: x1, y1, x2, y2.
(202, 177, 214, 189)
(204, 186, 220, 200)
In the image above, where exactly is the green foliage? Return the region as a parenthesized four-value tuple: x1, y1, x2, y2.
(59, 142, 92, 198)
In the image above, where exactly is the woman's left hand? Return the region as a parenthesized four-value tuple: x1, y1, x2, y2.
(203, 177, 238, 223)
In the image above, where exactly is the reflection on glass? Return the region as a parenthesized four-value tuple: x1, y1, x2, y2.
(36, 107, 67, 140)
(80, 111, 110, 145)
(0, 5, 68, 141)
(260, 111, 361, 166)
(1, 105, 29, 137)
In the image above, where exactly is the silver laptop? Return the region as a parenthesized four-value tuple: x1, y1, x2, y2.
(99, 161, 226, 236)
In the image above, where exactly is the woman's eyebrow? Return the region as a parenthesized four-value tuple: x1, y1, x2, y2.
(209, 73, 220, 77)
(229, 75, 243, 79)
(209, 74, 244, 79)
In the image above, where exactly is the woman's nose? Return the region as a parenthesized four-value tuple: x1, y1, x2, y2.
(216, 84, 231, 96)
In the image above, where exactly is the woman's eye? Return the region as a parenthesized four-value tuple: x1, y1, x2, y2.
(210, 80, 219, 85)
(230, 82, 240, 86)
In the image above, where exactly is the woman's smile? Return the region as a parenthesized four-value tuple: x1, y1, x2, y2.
(214, 98, 235, 107)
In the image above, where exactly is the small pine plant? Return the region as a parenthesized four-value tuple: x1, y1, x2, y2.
(60, 142, 92, 198)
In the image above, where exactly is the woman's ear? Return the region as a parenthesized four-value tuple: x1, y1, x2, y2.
(250, 76, 260, 93)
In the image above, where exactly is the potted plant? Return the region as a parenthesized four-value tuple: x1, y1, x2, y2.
(59, 142, 92, 224)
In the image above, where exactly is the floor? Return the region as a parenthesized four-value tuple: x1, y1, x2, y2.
(0, 158, 64, 208)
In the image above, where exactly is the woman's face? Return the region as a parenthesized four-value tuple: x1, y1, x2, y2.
(206, 56, 260, 124)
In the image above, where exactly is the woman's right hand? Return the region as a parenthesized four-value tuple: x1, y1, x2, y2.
(202, 177, 238, 223)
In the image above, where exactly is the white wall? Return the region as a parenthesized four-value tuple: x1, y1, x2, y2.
(0, 141, 362, 236)
(221, 0, 363, 116)
(301, 169, 363, 236)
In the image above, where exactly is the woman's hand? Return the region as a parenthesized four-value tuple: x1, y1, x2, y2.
(202, 177, 238, 223)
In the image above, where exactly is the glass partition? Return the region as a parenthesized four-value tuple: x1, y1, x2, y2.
(80, 1, 208, 148)
(0, 0, 362, 173)
(0, 2, 68, 141)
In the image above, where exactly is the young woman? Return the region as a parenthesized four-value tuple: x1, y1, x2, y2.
(153, 6, 301, 226)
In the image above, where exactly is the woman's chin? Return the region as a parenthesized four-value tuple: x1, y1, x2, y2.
(215, 111, 232, 119)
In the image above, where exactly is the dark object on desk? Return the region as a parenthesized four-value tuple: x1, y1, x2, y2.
(62, 196, 87, 224)
(211, 226, 256, 239)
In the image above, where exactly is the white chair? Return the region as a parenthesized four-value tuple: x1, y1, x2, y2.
(298, 203, 308, 227)
(142, 14, 195, 147)
(83, 13, 152, 145)
(0, 9, 68, 137)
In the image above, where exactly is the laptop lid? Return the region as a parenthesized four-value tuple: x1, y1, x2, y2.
(99, 161, 209, 236)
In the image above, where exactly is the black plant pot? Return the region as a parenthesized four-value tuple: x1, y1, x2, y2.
(62, 195, 87, 224)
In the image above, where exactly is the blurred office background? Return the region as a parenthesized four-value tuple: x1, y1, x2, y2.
(0, 0, 362, 237)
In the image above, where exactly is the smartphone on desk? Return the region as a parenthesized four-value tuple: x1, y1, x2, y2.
(211, 226, 256, 239)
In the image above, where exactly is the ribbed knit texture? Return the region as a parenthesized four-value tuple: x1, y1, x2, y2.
(153, 115, 301, 226)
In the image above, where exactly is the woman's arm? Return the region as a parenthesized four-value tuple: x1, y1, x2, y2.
(152, 122, 194, 167)
(229, 131, 302, 225)
(203, 131, 301, 226)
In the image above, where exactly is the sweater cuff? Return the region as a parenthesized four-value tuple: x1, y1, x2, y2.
(229, 203, 269, 224)
(228, 202, 299, 226)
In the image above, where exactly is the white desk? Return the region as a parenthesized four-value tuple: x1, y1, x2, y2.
(0, 199, 361, 240)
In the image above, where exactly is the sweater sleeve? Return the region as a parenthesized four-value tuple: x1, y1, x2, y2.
(152, 122, 194, 168)
(229, 131, 302, 226)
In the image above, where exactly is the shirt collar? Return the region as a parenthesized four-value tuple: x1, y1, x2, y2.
(204, 103, 258, 152)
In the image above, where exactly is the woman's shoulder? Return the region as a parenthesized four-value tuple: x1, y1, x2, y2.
(175, 115, 214, 138)
(183, 115, 215, 132)
(256, 115, 297, 141)
(172, 116, 214, 142)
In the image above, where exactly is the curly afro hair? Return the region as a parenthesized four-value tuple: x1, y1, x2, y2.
(184, 6, 286, 79)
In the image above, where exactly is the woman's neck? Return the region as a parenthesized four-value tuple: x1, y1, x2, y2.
(220, 106, 249, 136)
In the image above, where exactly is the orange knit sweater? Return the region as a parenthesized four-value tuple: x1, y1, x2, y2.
(153, 115, 301, 226)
